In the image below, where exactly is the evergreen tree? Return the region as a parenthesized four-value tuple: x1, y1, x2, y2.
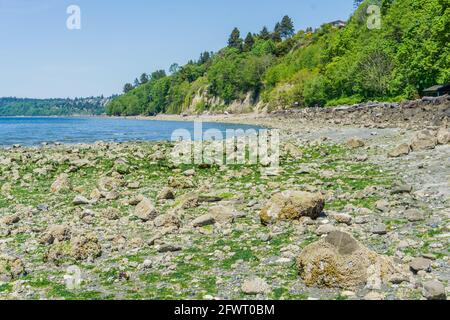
(123, 83, 133, 93)
(151, 70, 167, 80)
(228, 27, 243, 50)
(354, 0, 364, 8)
(259, 26, 270, 40)
(133, 78, 140, 87)
(280, 15, 295, 38)
(244, 32, 255, 51)
(140, 73, 149, 84)
(272, 23, 282, 42)
(169, 63, 180, 74)
(198, 51, 211, 64)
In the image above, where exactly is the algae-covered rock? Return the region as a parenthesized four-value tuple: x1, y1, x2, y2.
(260, 190, 325, 225)
(297, 231, 397, 289)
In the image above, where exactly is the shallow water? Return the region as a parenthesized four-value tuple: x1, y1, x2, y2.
(0, 117, 262, 147)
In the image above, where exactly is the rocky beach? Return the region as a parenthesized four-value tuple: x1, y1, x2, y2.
(0, 96, 449, 300)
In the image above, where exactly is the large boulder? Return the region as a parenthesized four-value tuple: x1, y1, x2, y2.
(50, 173, 72, 193)
(71, 234, 102, 261)
(411, 130, 437, 151)
(260, 191, 325, 225)
(297, 231, 397, 289)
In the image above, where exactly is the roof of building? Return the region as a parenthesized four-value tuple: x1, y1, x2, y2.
(423, 84, 450, 92)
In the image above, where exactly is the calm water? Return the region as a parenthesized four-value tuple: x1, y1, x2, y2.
(0, 117, 262, 147)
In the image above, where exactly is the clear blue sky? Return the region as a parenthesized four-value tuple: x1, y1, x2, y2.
(0, 0, 355, 98)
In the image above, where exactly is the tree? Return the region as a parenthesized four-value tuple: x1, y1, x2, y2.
(272, 23, 282, 42)
(354, 0, 364, 8)
(228, 27, 243, 50)
(151, 70, 167, 81)
(244, 32, 255, 51)
(123, 83, 133, 93)
(280, 15, 295, 38)
(169, 63, 180, 74)
(259, 26, 270, 40)
(134, 78, 140, 87)
(198, 51, 212, 65)
(140, 73, 149, 84)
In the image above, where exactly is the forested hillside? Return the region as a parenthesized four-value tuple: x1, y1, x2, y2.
(0, 97, 109, 116)
(107, 0, 450, 116)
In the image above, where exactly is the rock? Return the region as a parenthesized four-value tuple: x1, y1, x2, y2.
(404, 209, 425, 222)
(129, 194, 144, 206)
(422, 280, 446, 300)
(364, 292, 385, 300)
(192, 214, 216, 227)
(90, 188, 103, 201)
(158, 187, 175, 200)
(331, 213, 352, 225)
(260, 190, 325, 225)
(388, 144, 411, 158)
(50, 173, 72, 193)
(127, 182, 140, 189)
(157, 244, 182, 253)
(391, 184, 413, 194)
(102, 208, 121, 220)
(71, 234, 102, 261)
(297, 231, 397, 289)
(134, 197, 158, 222)
(37, 204, 49, 212)
(47, 225, 71, 242)
(375, 200, 390, 212)
(105, 191, 120, 201)
(409, 257, 432, 273)
(168, 176, 194, 189)
(153, 213, 180, 228)
(411, 130, 437, 151)
(371, 223, 388, 235)
(1, 215, 20, 226)
(183, 169, 196, 177)
(315, 224, 336, 236)
(209, 205, 236, 224)
(241, 277, 271, 295)
(0, 255, 26, 281)
(346, 138, 365, 149)
(97, 177, 120, 192)
(436, 128, 450, 145)
(73, 195, 91, 205)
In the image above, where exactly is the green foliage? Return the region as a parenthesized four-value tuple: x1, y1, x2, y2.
(108, 1, 449, 115)
(0, 97, 107, 116)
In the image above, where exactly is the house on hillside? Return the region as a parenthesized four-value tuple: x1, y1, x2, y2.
(422, 84, 450, 97)
(328, 20, 347, 28)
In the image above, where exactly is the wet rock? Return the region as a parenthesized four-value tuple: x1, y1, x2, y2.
(297, 231, 397, 289)
(241, 277, 271, 295)
(260, 190, 325, 225)
(134, 197, 158, 222)
(422, 280, 446, 300)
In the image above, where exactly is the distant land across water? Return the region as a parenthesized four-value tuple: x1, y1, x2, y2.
(0, 97, 110, 116)
(0, 117, 263, 147)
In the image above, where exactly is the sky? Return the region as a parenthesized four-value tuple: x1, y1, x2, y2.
(0, 0, 355, 99)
